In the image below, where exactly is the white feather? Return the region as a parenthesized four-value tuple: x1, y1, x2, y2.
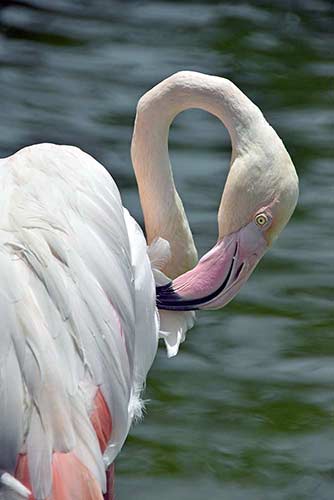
(159, 309, 196, 358)
(0, 144, 159, 496)
(0, 473, 30, 498)
(147, 237, 171, 270)
(123, 210, 159, 423)
(149, 247, 196, 358)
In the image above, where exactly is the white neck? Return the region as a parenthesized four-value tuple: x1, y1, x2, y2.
(131, 71, 263, 278)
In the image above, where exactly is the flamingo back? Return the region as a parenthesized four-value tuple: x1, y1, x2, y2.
(0, 144, 158, 499)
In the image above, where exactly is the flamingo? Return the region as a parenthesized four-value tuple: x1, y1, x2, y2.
(0, 71, 298, 500)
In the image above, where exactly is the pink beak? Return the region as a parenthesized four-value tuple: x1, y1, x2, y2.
(156, 220, 268, 311)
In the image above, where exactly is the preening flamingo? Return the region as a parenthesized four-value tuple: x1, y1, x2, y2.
(0, 71, 298, 500)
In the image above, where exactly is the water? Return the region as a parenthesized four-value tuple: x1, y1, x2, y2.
(0, 1, 333, 498)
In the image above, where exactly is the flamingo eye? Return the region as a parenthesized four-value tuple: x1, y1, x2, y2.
(255, 213, 268, 227)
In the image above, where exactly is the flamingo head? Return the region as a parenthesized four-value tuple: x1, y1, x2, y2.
(156, 121, 299, 311)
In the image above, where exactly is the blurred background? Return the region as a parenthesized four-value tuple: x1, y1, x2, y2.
(0, 1, 333, 499)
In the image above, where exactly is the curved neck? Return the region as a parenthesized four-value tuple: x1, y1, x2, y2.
(131, 71, 263, 278)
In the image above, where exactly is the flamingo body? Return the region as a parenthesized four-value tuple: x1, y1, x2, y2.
(0, 143, 158, 499)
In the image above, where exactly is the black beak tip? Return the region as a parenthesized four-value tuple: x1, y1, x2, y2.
(156, 282, 198, 311)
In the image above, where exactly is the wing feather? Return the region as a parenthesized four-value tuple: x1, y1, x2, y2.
(0, 144, 159, 497)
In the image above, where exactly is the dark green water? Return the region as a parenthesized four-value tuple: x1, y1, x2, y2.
(0, 1, 333, 499)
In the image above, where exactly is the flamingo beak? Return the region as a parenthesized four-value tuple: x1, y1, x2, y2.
(156, 220, 268, 311)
